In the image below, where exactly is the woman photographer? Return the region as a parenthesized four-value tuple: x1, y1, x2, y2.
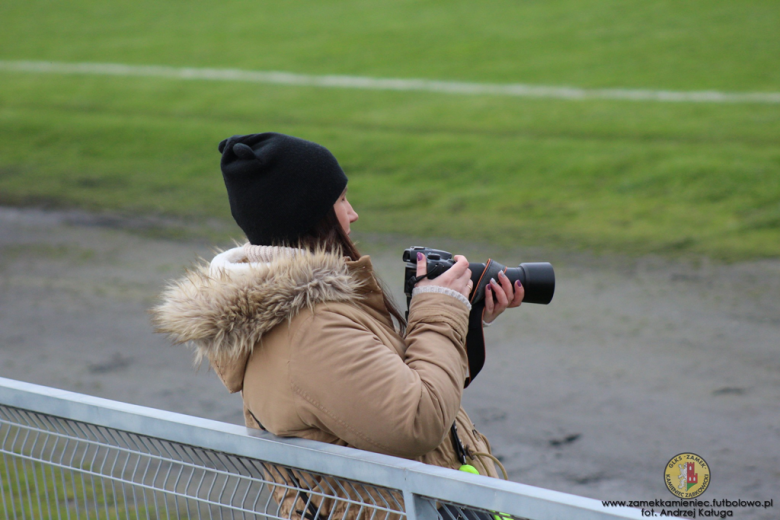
(153, 132, 523, 517)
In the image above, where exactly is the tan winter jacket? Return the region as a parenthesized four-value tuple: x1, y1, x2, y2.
(153, 246, 497, 516)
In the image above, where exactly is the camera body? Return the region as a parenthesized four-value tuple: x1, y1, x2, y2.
(402, 246, 555, 306)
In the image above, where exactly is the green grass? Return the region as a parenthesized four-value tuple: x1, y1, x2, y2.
(1, 455, 156, 519)
(1, 0, 779, 259)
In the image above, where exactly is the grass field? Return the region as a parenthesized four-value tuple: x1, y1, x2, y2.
(0, 455, 192, 520)
(1, 0, 779, 259)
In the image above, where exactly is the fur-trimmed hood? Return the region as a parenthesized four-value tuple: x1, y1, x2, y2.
(152, 246, 367, 370)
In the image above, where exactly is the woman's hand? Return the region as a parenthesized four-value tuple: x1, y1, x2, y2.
(415, 252, 474, 298)
(483, 271, 524, 324)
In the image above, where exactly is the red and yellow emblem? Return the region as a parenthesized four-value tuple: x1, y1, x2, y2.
(664, 453, 711, 498)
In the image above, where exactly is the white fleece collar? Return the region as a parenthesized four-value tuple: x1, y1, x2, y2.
(209, 244, 306, 275)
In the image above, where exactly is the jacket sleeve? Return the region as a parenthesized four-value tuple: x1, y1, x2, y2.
(288, 292, 469, 458)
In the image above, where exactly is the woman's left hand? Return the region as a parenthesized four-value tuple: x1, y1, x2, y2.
(483, 271, 524, 324)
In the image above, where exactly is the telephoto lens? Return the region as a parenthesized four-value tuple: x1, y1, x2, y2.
(501, 262, 555, 304)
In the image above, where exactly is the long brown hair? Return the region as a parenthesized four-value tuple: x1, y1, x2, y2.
(294, 207, 407, 334)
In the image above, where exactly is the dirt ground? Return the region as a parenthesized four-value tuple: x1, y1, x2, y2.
(1, 206, 778, 518)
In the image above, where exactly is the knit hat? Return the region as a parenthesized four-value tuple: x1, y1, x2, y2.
(218, 133, 348, 246)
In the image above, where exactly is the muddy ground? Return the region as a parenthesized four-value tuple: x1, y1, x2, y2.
(1, 206, 778, 518)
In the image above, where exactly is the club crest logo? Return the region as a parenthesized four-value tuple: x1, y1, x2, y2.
(664, 453, 711, 498)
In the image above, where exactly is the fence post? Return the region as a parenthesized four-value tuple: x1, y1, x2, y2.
(403, 488, 438, 520)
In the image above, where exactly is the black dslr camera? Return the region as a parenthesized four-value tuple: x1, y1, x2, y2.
(402, 246, 555, 385)
(402, 246, 555, 307)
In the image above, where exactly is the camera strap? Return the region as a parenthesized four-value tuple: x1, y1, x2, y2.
(462, 259, 507, 387)
(464, 301, 486, 388)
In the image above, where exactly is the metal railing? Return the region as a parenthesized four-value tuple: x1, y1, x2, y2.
(0, 377, 641, 520)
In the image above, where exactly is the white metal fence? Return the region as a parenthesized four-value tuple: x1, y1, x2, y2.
(0, 377, 641, 520)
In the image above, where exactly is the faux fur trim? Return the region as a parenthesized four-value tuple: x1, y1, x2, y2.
(152, 248, 364, 365)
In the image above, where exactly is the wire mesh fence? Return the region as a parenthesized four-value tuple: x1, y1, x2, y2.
(0, 404, 408, 520)
(0, 378, 642, 520)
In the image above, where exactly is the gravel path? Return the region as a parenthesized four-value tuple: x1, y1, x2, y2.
(1, 206, 778, 518)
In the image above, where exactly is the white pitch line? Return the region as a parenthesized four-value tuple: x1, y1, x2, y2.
(1, 60, 779, 104)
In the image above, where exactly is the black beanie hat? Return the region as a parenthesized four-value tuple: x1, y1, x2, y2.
(218, 132, 348, 246)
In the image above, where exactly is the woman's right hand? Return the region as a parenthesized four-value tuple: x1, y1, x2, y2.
(415, 252, 474, 299)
